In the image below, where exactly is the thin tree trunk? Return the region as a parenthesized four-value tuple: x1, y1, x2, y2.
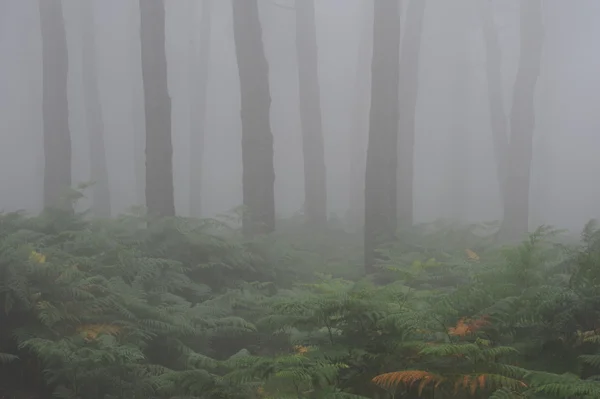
(478, 0, 509, 203)
(39, 0, 72, 212)
(232, 0, 275, 235)
(348, 1, 373, 231)
(295, 0, 327, 228)
(130, 4, 146, 208)
(397, 0, 426, 227)
(81, 0, 111, 218)
(139, 0, 175, 217)
(499, 0, 544, 241)
(364, 0, 401, 273)
(189, 0, 213, 218)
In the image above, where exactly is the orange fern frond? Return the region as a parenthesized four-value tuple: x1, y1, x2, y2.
(76, 324, 121, 341)
(448, 318, 470, 336)
(372, 370, 444, 391)
(448, 315, 490, 336)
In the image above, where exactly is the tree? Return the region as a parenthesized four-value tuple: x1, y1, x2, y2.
(39, 0, 71, 212)
(232, 0, 275, 235)
(397, 0, 426, 227)
(348, 1, 373, 231)
(364, 0, 401, 272)
(81, 0, 111, 217)
(499, 0, 544, 241)
(295, 0, 327, 228)
(139, 0, 175, 217)
(189, 0, 213, 218)
(478, 0, 509, 204)
(129, 2, 146, 208)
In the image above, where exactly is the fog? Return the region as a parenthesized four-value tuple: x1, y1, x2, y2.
(1, 0, 600, 232)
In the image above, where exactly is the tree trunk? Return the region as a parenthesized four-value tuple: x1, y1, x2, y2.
(39, 0, 72, 212)
(81, 0, 111, 218)
(232, 0, 275, 236)
(364, 0, 401, 273)
(499, 0, 544, 241)
(478, 0, 509, 203)
(139, 0, 175, 217)
(397, 0, 426, 227)
(189, 0, 213, 218)
(130, 3, 146, 208)
(295, 0, 327, 228)
(348, 1, 373, 231)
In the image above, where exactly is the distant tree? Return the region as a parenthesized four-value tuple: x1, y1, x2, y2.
(81, 0, 111, 217)
(232, 0, 275, 235)
(500, 0, 544, 241)
(129, 3, 146, 208)
(397, 0, 426, 227)
(295, 0, 327, 228)
(139, 0, 175, 217)
(364, 0, 401, 272)
(348, 1, 372, 231)
(39, 0, 71, 211)
(189, 0, 213, 218)
(478, 0, 509, 204)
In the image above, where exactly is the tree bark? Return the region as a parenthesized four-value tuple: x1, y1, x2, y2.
(139, 0, 175, 217)
(81, 0, 111, 218)
(295, 0, 327, 228)
(478, 0, 509, 203)
(499, 0, 544, 242)
(364, 0, 401, 273)
(348, 1, 373, 231)
(130, 4, 146, 208)
(397, 0, 426, 227)
(189, 0, 213, 218)
(39, 0, 72, 212)
(232, 0, 276, 235)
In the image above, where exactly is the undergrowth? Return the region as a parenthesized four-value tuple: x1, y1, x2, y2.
(1, 208, 600, 398)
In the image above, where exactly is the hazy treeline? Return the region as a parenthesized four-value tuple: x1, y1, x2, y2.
(1, 0, 600, 231)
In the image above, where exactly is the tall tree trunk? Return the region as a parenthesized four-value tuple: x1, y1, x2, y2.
(39, 0, 72, 212)
(81, 0, 111, 218)
(232, 0, 275, 236)
(295, 0, 327, 228)
(499, 0, 544, 241)
(348, 1, 373, 231)
(130, 4, 146, 208)
(397, 0, 426, 227)
(479, 0, 509, 203)
(139, 0, 175, 217)
(189, 0, 213, 218)
(364, 0, 401, 273)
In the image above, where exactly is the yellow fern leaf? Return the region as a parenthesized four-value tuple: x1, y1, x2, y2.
(293, 345, 309, 354)
(465, 249, 479, 261)
(29, 251, 46, 264)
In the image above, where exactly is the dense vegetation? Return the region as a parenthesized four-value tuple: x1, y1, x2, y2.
(2, 207, 600, 399)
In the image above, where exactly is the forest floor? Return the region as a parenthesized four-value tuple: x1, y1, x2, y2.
(0, 209, 599, 399)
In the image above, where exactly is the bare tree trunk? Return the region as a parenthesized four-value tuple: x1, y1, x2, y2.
(189, 0, 213, 218)
(479, 0, 509, 203)
(130, 4, 146, 208)
(81, 0, 111, 218)
(348, 1, 373, 231)
(39, 0, 72, 212)
(499, 0, 544, 241)
(364, 0, 401, 273)
(296, 0, 327, 228)
(139, 0, 175, 217)
(397, 0, 426, 227)
(232, 0, 275, 235)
